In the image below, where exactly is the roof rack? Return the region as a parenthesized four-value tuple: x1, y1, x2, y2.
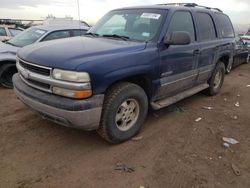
(158, 3, 223, 12)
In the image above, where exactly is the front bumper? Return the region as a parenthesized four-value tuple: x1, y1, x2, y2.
(13, 74, 104, 130)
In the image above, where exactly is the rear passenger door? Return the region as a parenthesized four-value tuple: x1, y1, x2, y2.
(157, 11, 199, 100)
(195, 12, 218, 84)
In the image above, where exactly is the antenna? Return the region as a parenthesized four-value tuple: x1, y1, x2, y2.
(77, 0, 81, 34)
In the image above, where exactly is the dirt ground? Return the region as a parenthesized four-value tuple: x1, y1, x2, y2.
(0, 64, 250, 188)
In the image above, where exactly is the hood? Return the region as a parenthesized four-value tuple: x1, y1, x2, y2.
(0, 41, 19, 54)
(18, 36, 146, 70)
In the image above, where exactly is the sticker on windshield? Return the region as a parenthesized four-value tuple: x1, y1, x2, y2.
(141, 13, 161, 20)
(35, 30, 46, 35)
(142, 32, 150, 37)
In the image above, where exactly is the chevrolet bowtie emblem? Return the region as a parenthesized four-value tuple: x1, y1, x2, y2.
(22, 69, 30, 79)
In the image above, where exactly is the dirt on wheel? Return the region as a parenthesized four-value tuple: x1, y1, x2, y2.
(1, 64, 250, 188)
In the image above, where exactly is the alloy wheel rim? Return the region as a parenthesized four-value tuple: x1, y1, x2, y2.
(214, 70, 222, 89)
(115, 99, 140, 132)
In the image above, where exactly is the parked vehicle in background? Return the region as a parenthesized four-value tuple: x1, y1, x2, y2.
(241, 29, 250, 48)
(13, 3, 235, 143)
(0, 25, 23, 42)
(233, 36, 249, 68)
(0, 18, 89, 88)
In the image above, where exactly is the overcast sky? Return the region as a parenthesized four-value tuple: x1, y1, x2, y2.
(0, 0, 249, 25)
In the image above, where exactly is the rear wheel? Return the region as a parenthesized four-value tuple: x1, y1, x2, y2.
(97, 82, 148, 144)
(204, 62, 225, 96)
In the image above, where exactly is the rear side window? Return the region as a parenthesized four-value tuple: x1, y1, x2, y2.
(0, 27, 7, 36)
(168, 11, 196, 42)
(42, 30, 71, 41)
(72, 29, 87, 36)
(216, 14, 234, 38)
(196, 12, 216, 41)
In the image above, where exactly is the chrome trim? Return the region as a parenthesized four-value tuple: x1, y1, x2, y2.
(17, 59, 91, 91)
(20, 75, 52, 93)
(161, 73, 197, 87)
(199, 69, 212, 75)
(18, 58, 52, 73)
(161, 71, 173, 77)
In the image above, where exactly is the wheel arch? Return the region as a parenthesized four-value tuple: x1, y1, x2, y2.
(0, 60, 17, 77)
(218, 55, 230, 68)
(105, 74, 153, 100)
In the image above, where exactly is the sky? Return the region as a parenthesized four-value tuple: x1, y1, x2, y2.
(0, 0, 249, 26)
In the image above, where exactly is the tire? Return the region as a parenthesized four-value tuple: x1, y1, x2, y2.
(226, 63, 232, 74)
(0, 64, 17, 89)
(204, 62, 225, 96)
(97, 82, 148, 144)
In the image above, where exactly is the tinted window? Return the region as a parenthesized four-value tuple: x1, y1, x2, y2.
(72, 29, 87, 36)
(9, 28, 23, 36)
(43, 30, 71, 41)
(0, 27, 7, 36)
(216, 14, 234, 38)
(196, 13, 216, 41)
(246, 31, 250, 35)
(168, 11, 196, 42)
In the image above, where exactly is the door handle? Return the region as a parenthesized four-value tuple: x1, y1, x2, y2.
(193, 49, 200, 55)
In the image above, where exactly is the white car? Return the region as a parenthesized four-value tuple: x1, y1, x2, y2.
(0, 18, 90, 88)
(0, 25, 23, 42)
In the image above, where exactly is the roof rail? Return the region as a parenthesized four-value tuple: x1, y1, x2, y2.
(158, 3, 223, 12)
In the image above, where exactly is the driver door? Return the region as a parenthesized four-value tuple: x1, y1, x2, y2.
(156, 11, 199, 100)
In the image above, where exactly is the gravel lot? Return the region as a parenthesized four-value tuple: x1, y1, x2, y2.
(1, 63, 250, 188)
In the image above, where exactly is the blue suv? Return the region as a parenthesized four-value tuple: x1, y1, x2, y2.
(13, 3, 235, 143)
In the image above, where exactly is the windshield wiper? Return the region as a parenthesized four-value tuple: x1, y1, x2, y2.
(102, 34, 130, 41)
(85, 32, 99, 37)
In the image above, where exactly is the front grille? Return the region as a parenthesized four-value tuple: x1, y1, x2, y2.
(28, 79, 50, 90)
(18, 58, 52, 92)
(19, 59, 50, 76)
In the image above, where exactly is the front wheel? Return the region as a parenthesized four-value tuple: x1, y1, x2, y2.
(204, 62, 225, 96)
(97, 82, 148, 144)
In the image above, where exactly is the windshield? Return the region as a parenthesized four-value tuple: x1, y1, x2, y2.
(88, 9, 166, 42)
(7, 27, 47, 47)
(246, 31, 250, 36)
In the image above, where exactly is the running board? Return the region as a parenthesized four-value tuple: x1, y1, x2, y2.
(151, 83, 209, 110)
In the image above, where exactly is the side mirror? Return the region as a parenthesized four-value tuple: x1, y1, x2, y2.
(164, 31, 191, 45)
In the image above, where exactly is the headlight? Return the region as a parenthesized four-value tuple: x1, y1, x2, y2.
(52, 69, 92, 99)
(53, 69, 90, 82)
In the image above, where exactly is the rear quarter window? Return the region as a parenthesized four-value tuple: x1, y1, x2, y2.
(216, 13, 234, 38)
